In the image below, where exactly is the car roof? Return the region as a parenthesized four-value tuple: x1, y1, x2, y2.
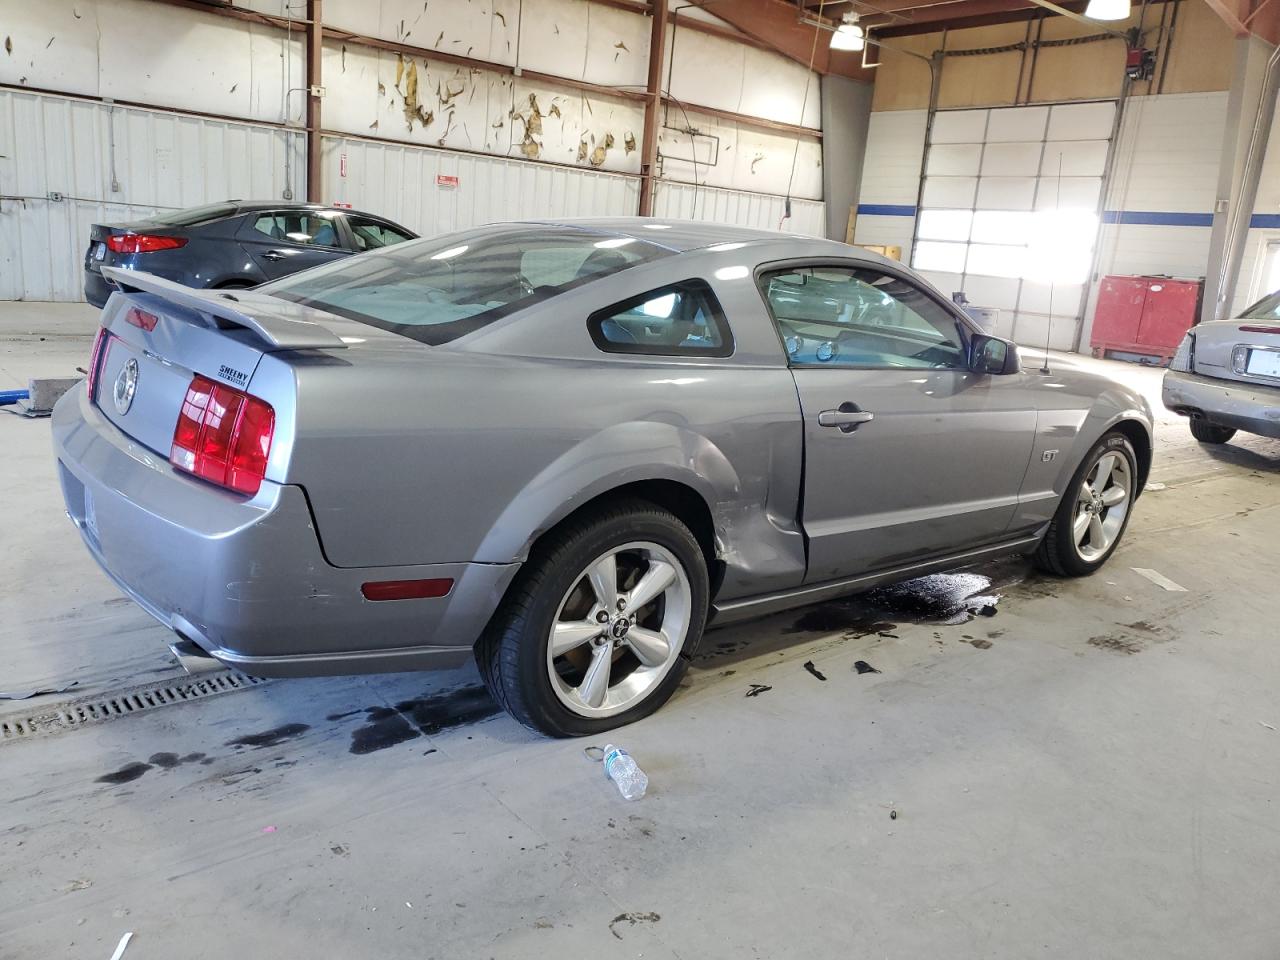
(222, 200, 398, 220)
(515, 217, 849, 254)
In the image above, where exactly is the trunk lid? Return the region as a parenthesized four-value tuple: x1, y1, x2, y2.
(91, 268, 350, 467)
(1191, 318, 1280, 386)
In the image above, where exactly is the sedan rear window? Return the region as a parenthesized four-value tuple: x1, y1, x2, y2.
(263, 225, 673, 345)
(149, 202, 239, 226)
(1241, 291, 1280, 320)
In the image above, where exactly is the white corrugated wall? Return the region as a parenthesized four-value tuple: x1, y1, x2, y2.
(0, 89, 304, 301)
(652, 181, 825, 236)
(323, 134, 825, 237)
(321, 135, 641, 235)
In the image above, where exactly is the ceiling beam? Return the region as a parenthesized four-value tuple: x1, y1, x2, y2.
(679, 0, 875, 80)
(1200, 0, 1255, 34)
(869, 0, 1121, 35)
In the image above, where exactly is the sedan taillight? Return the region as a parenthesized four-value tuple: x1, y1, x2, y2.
(85, 327, 110, 401)
(106, 234, 188, 254)
(170, 376, 275, 496)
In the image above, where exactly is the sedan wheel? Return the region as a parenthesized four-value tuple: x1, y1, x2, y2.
(477, 500, 709, 737)
(1070, 451, 1132, 563)
(547, 542, 691, 719)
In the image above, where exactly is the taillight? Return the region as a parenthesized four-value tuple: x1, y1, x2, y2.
(170, 375, 275, 496)
(85, 328, 110, 401)
(106, 234, 188, 254)
(1239, 324, 1280, 335)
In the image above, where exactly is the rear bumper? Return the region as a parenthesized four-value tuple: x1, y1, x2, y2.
(51, 386, 518, 676)
(1162, 369, 1280, 440)
(83, 269, 113, 308)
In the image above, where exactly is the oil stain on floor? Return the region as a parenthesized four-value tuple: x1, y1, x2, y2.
(341, 685, 500, 755)
(785, 566, 1022, 638)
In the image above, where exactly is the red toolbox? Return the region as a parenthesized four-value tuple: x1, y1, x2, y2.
(1091, 274, 1203, 365)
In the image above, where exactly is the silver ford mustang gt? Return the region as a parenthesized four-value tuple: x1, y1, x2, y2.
(53, 219, 1153, 736)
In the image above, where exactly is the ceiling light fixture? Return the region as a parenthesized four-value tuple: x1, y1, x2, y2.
(1083, 0, 1130, 20)
(829, 13, 865, 52)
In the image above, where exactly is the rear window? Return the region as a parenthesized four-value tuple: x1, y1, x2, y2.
(262, 225, 674, 345)
(1241, 291, 1280, 321)
(149, 202, 239, 226)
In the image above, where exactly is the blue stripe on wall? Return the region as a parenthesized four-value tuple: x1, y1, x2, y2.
(856, 204, 917, 217)
(1102, 210, 1214, 227)
(855, 206, 1280, 229)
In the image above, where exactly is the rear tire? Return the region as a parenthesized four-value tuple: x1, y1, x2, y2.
(476, 500, 709, 738)
(1033, 432, 1138, 577)
(1189, 420, 1236, 444)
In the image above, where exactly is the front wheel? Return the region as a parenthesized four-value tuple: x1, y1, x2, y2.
(1033, 432, 1138, 577)
(477, 500, 709, 737)
(1190, 420, 1236, 444)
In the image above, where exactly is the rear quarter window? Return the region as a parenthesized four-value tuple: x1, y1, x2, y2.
(588, 280, 733, 358)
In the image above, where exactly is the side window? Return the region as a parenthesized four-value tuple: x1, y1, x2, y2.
(588, 280, 733, 358)
(346, 216, 413, 252)
(759, 265, 967, 369)
(251, 212, 343, 248)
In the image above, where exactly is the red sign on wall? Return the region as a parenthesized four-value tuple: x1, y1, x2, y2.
(436, 174, 460, 188)
(332, 201, 353, 209)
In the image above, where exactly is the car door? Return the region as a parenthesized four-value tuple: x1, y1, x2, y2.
(758, 261, 1038, 584)
(239, 210, 350, 280)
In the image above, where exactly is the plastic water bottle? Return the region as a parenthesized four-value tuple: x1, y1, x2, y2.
(603, 744, 648, 800)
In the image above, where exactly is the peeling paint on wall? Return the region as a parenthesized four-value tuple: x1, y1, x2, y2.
(590, 132, 615, 168)
(510, 92, 545, 160)
(395, 55, 434, 132)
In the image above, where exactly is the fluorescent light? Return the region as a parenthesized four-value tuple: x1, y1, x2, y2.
(830, 15, 864, 52)
(1084, 0, 1130, 20)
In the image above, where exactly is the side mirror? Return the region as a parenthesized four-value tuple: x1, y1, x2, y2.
(970, 334, 1021, 375)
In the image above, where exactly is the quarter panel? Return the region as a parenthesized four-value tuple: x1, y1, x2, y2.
(285, 351, 807, 598)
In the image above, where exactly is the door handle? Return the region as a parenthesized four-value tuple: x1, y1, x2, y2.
(818, 405, 874, 432)
(262, 250, 286, 261)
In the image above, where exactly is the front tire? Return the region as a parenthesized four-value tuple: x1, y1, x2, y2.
(1033, 432, 1138, 577)
(476, 500, 709, 737)
(1190, 420, 1236, 444)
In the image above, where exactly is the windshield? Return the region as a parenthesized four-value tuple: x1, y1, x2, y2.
(149, 202, 240, 226)
(1241, 290, 1280, 321)
(263, 224, 674, 345)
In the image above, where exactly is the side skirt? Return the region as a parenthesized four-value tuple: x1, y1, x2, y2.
(709, 535, 1043, 626)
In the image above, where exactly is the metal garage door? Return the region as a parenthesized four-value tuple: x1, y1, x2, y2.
(910, 101, 1116, 350)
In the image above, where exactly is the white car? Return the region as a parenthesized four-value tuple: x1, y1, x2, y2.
(1164, 292, 1280, 444)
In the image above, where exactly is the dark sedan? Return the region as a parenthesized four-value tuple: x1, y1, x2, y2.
(83, 201, 417, 307)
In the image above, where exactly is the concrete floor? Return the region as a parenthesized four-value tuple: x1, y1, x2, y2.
(3, 301, 1279, 959)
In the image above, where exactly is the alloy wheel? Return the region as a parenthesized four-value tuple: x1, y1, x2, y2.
(546, 541, 691, 719)
(1071, 451, 1132, 562)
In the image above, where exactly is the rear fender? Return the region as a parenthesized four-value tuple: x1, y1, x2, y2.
(474, 420, 733, 565)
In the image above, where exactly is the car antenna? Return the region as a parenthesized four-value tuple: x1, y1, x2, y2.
(1041, 153, 1063, 376)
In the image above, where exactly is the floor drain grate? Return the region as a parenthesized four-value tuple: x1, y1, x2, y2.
(0, 670, 271, 742)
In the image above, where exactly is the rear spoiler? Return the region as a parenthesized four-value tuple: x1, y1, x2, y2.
(101, 267, 348, 351)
